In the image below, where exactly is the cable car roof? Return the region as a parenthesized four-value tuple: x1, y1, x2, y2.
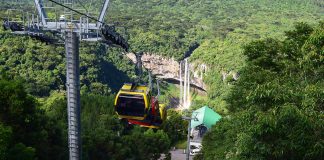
(120, 83, 149, 94)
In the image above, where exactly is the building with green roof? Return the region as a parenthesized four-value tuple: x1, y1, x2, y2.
(191, 106, 222, 129)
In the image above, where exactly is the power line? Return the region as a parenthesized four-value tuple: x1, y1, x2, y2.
(48, 0, 105, 25)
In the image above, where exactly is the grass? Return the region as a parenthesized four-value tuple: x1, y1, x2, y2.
(175, 139, 187, 149)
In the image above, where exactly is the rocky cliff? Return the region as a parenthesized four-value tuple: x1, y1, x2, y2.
(125, 53, 207, 91)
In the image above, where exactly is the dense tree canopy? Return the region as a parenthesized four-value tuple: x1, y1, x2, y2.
(200, 22, 323, 160)
(0, 78, 67, 160)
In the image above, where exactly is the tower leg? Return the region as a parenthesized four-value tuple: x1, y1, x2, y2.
(65, 31, 81, 160)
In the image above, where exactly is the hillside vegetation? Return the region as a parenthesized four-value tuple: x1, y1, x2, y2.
(200, 22, 323, 160)
(0, 0, 323, 159)
(1, 0, 322, 110)
(100, 0, 323, 112)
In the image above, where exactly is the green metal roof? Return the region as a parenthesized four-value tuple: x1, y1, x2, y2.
(191, 106, 222, 129)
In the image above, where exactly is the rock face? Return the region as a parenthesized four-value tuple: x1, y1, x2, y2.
(126, 53, 179, 79)
(125, 53, 207, 91)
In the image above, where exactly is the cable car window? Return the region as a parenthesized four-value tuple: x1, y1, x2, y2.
(116, 94, 145, 117)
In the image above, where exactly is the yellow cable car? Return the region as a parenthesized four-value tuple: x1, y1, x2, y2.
(114, 83, 149, 120)
(114, 83, 167, 128)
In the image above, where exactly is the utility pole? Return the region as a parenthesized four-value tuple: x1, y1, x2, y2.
(182, 115, 198, 160)
(186, 117, 191, 160)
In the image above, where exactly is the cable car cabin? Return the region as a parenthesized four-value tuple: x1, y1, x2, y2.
(114, 83, 167, 128)
(115, 83, 149, 120)
(128, 103, 167, 129)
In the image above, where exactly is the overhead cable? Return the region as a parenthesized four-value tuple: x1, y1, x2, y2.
(48, 0, 105, 24)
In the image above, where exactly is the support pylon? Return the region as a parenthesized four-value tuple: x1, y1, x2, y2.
(65, 31, 81, 160)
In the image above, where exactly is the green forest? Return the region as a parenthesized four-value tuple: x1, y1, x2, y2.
(0, 0, 323, 159)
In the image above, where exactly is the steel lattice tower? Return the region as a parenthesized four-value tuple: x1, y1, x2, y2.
(4, 1, 128, 159)
(65, 31, 81, 160)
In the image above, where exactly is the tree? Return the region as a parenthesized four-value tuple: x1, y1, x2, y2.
(0, 123, 11, 160)
(201, 22, 324, 160)
(0, 78, 39, 159)
(122, 127, 171, 160)
(0, 78, 67, 160)
(162, 109, 187, 145)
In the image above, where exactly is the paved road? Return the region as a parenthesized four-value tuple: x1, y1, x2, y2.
(160, 130, 201, 159)
(170, 149, 193, 160)
(159, 149, 194, 160)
